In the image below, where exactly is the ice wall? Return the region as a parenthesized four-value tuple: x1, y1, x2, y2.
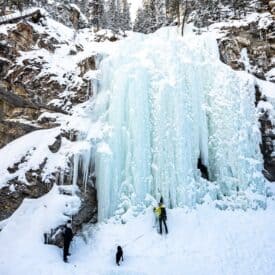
(79, 28, 266, 221)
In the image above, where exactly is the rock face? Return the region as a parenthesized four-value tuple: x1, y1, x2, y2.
(0, 9, 43, 26)
(0, 178, 53, 221)
(260, 114, 275, 181)
(218, 16, 274, 80)
(48, 3, 88, 29)
(0, 15, 99, 228)
(0, 19, 98, 148)
(257, 87, 275, 181)
(217, 10, 275, 180)
(48, 134, 62, 153)
(269, 0, 275, 15)
(44, 169, 97, 248)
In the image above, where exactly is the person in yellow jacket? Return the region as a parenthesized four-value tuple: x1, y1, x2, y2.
(153, 202, 168, 234)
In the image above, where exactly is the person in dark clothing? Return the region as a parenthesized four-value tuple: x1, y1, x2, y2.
(158, 202, 168, 235)
(63, 220, 73, 263)
(116, 246, 124, 266)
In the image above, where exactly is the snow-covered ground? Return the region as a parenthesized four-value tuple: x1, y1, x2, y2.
(0, 186, 275, 275)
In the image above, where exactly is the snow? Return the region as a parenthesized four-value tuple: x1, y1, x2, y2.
(0, 193, 275, 275)
(256, 78, 275, 127)
(0, 185, 81, 274)
(0, 7, 41, 24)
(37, 112, 69, 124)
(0, 24, 11, 35)
(30, 17, 74, 42)
(69, 3, 81, 14)
(265, 68, 275, 82)
(258, 13, 273, 29)
(257, 78, 275, 100)
(208, 12, 273, 38)
(257, 101, 274, 112)
(128, 0, 143, 22)
(0, 127, 76, 188)
(0, 128, 57, 186)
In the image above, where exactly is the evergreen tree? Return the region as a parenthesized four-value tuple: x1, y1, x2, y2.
(134, 0, 167, 33)
(106, 0, 119, 33)
(90, 0, 105, 31)
(116, 0, 122, 30)
(133, 7, 146, 32)
(155, 0, 166, 28)
(143, 0, 157, 33)
(232, 0, 250, 18)
(120, 0, 131, 32)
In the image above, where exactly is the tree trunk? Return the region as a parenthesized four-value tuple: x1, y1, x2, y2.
(176, 1, 180, 26)
(181, 0, 188, 36)
(1, 0, 8, 15)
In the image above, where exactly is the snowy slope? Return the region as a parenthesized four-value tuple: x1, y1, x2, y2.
(0, 192, 275, 275)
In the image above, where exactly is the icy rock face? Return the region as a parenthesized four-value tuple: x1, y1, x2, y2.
(218, 14, 274, 81)
(216, 12, 275, 180)
(79, 28, 267, 221)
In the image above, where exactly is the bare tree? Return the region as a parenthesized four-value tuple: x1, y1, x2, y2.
(181, 0, 188, 36)
(1, 0, 8, 15)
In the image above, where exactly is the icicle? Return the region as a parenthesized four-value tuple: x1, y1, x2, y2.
(59, 169, 64, 186)
(72, 153, 80, 194)
(86, 80, 91, 99)
(81, 147, 92, 193)
(240, 48, 251, 73)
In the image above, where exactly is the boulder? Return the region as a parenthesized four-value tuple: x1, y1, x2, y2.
(48, 135, 62, 153)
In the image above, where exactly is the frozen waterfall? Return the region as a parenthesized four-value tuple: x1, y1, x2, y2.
(76, 27, 266, 221)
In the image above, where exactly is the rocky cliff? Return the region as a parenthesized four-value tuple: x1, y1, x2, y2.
(0, 11, 99, 230)
(215, 1, 275, 180)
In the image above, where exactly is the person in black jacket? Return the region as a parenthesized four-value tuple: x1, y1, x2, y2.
(116, 246, 124, 266)
(63, 220, 73, 263)
(158, 202, 168, 235)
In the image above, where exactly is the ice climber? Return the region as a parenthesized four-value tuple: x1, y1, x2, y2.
(63, 220, 73, 262)
(154, 199, 168, 235)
